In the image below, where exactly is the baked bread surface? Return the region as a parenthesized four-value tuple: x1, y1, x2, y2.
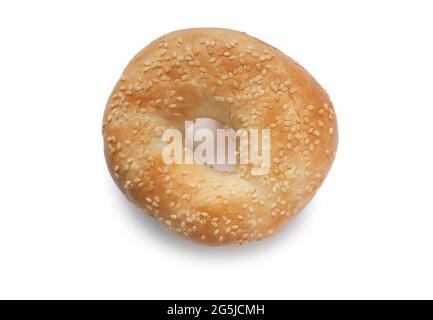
(103, 28, 338, 245)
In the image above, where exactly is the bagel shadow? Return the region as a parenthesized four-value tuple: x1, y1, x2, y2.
(111, 183, 316, 259)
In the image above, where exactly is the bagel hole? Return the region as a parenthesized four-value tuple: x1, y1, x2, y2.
(186, 118, 236, 173)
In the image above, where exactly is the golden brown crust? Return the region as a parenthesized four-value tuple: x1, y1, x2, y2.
(102, 28, 338, 245)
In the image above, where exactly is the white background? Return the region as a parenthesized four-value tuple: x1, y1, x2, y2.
(1, 0, 432, 299)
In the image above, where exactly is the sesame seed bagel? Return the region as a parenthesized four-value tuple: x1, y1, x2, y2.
(103, 28, 338, 245)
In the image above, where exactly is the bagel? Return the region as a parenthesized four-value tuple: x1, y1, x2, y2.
(102, 28, 338, 245)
